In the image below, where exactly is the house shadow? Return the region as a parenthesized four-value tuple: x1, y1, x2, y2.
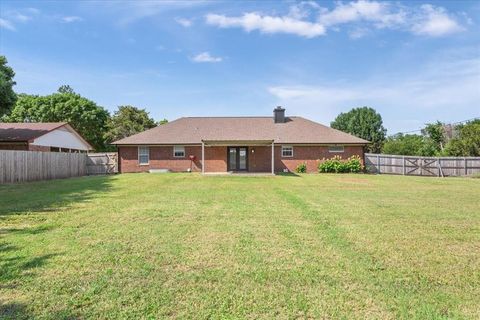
(275, 172, 301, 177)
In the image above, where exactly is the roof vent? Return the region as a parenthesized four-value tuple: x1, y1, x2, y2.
(273, 106, 285, 123)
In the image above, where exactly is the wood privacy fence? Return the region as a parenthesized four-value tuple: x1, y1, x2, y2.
(86, 153, 118, 175)
(0, 150, 87, 183)
(365, 153, 480, 177)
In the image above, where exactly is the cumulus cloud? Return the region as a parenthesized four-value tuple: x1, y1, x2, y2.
(206, 1, 466, 38)
(411, 4, 463, 37)
(62, 16, 83, 23)
(191, 52, 223, 63)
(175, 17, 193, 27)
(0, 18, 15, 31)
(206, 12, 326, 38)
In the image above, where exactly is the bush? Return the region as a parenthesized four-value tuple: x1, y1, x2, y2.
(295, 162, 307, 173)
(318, 155, 363, 173)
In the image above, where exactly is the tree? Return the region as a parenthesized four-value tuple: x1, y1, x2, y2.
(382, 134, 437, 156)
(444, 120, 480, 156)
(4, 87, 110, 150)
(0, 56, 17, 117)
(331, 106, 386, 153)
(104, 105, 157, 143)
(422, 121, 446, 153)
(158, 118, 168, 125)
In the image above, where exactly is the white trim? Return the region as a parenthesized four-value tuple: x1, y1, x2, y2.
(202, 141, 205, 174)
(138, 146, 150, 165)
(271, 142, 274, 174)
(328, 145, 345, 153)
(281, 145, 293, 157)
(173, 145, 185, 158)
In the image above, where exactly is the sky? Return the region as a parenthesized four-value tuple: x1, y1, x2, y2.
(0, 0, 479, 134)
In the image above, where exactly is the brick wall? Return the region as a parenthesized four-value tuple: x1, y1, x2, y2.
(29, 145, 52, 152)
(118, 145, 364, 173)
(118, 146, 228, 173)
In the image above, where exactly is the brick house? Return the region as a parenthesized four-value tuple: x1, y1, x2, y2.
(113, 107, 369, 174)
(0, 122, 92, 152)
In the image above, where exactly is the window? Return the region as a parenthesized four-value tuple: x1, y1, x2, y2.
(173, 145, 185, 158)
(138, 146, 149, 165)
(329, 145, 344, 153)
(281, 145, 293, 157)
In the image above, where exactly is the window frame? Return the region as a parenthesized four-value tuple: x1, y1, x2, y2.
(138, 146, 150, 165)
(173, 145, 185, 158)
(281, 145, 294, 157)
(328, 145, 345, 153)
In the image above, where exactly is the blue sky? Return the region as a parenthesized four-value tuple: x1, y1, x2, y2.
(1, 0, 479, 134)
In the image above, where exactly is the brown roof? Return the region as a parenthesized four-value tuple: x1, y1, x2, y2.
(113, 117, 369, 145)
(0, 122, 67, 142)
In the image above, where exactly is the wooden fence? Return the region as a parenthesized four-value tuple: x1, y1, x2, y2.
(0, 150, 87, 183)
(86, 153, 118, 175)
(365, 153, 480, 177)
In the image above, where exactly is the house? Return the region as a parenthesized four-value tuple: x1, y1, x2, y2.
(113, 107, 369, 173)
(0, 122, 93, 152)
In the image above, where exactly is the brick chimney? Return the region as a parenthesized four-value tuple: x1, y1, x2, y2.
(273, 106, 285, 123)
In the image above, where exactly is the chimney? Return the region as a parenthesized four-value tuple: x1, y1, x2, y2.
(273, 106, 285, 123)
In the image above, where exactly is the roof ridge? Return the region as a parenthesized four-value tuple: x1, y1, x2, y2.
(183, 116, 300, 119)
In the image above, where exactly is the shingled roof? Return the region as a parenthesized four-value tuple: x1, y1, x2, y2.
(0, 122, 67, 142)
(113, 116, 369, 145)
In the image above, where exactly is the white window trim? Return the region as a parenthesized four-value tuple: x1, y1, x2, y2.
(173, 145, 185, 158)
(281, 145, 293, 157)
(329, 145, 345, 153)
(138, 146, 150, 165)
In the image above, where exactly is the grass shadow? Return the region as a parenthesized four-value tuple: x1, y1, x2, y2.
(0, 175, 114, 219)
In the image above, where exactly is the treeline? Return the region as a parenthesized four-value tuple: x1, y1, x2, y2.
(0, 56, 166, 151)
(1, 55, 478, 155)
(330, 107, 480, 157)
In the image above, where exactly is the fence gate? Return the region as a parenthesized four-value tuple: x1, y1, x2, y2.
(365, 153, 480, 177)
(87, 153, 118, 175)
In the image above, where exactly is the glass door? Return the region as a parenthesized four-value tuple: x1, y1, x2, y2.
(227, 147, 248, 171)
(238, 147, 247, 170)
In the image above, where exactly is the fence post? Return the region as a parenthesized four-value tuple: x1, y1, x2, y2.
(376, 154, 380, 174)
(402, 156, 405, 175)
(464, 157, 468, 176)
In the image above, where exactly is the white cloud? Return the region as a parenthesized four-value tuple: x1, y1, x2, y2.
(267, 57, 480, 133)
(62, 16, 83, 23)
(0, 18, 15, 31)
(206, 12, 326, 38)
(175, 17, 193, 27)
(318, 0, 406, 28)
(206, 1, 466, 38)
(411, 4, 463, 37)
(191, 52, 223, 63)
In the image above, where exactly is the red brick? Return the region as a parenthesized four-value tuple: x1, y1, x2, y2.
(118, 145, 364, 173)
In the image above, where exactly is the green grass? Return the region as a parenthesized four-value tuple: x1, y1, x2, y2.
(1, 173, 479, 319)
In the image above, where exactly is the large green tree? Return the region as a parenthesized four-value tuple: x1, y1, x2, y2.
(382, 134, 437, 156)
(104, 105, 157, 143)
(4, 87, 110, 150)
(444, 119, 480, 156)
(422, 121, 446, 153)
(0, 56, 17, 117)
(331, 106, 386, 153)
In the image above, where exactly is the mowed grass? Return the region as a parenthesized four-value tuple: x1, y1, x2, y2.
(0, 173, 479, 319)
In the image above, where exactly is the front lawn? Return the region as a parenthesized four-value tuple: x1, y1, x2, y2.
(1, 173, 479, 319)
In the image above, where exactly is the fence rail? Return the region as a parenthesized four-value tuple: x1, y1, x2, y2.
(365, 153, 480, 177)
(0, 150, 87, 183)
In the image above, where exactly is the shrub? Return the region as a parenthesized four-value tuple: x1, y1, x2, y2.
(318, 155, 364, 173)
(295, 162, 307, 173)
